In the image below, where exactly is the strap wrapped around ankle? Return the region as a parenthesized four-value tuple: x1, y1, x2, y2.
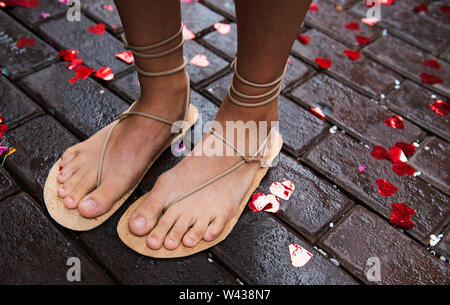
(227, 58, 286, 108)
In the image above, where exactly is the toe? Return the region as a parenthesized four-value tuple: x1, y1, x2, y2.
(77, 182, 116, 218)
(204, 215, 227, 242)
(129, 192, 165, 236)
(164, 215, 193, 250)
(66, 172, 96, 212)
(57, 156, 83, 184)
(146, 208, 179, 250)
(59, 144, 80, 167)
(183, 215, 210, 248)
(57, 168, 86, 201)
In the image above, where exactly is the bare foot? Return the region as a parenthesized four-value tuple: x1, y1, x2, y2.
(128, 93, 278, 250)
(56, 71, 187, 218)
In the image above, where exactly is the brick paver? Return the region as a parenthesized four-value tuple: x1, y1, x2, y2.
(0, 0, 448, 285)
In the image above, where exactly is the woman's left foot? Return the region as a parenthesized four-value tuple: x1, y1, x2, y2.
(127, 95, 278, 249)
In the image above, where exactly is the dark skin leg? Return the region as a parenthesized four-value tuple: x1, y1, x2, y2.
(129, 0, 313, 250)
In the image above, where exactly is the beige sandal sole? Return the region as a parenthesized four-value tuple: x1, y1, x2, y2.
(117, 131, 283, 258)
(43, 104, 199, 231)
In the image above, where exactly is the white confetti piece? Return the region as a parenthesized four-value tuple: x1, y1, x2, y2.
(269, 180, 295, 200)
(289, 244, 313, 268)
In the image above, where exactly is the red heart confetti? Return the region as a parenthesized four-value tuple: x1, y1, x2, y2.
(380, 0, 395, 5)
(394, 142, 416, 157)
(355, 35, 371, 45)
(0, 123, 8, 138)
(248, 193, 280, 213)
(361, 17, 378, 26)
(359, 166, 366, 172)
(421, 72, 443, 85)
(384, 115, 404, 129)
(103, 4, 114, 11)
(376, 179, 398, 197)
(370, 145, 390, 160)
(345, 22, 360, 31)
(190, 54, 209, 67)
(389, 146, 408, 163)
(297, 34, 310, 45)
(3, 0, 39, 8)
(441, 5, 450, 13)
(68, 76, 78, 84)
(213, 22, 231, 35)
(94, 67, 114, 81)
(309, 106, 325, 121)
(289, 244, 313, 268)
(429, 99, 449, 116)
(314, 57, 332, 69)
(390, 203, 415, 229)
(309, 3, 318, 12)
(423, 58, 441, 70)
(16, 37, 35, 48)
(59, 49, 78, 61)
(88, 23, 106, 35)
(414, 4, 428, 12)
(74, 65, 95, 79)
(343, 49, 361, 60)
(269, 180, 295, 200)
(392, 162, 415, 176)
(66, 58, 83, 70)
(182, 24, 196, 40)
(40, 12, 50, 19)
(115, 51, 134, 64)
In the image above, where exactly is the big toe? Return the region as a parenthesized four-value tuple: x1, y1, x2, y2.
(129, 192, 165, 236)
(78, 186, 116, 218)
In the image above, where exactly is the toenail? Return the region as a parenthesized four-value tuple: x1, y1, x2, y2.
(186, 237, 194, 245)
(131, 216, 146, 229)
(65, 196, 73, 204)
(148, 237, 158, 246)
(57, 186, 65, 194)
(80, 199, 97, 211)
(167, 239, 177, 247)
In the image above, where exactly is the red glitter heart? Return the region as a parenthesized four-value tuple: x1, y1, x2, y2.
(394, 142, 416, 157)
(370, 145, 390, 160)
(344, 22, 360, 31)
(115, 51, 134, 64)
(4, 0, 39, 8)
(74, 65, 95, 79)
(309, 3, 318, 11)
(66, 58, 83, 70)
(384, 115, 404, 129)
(88, 24, 106, 35)
(297, 34, 310, 45)
(441, 5, 450, 13)
(414, 4, 428, 12)
(421, 72, 443, 85)
(182, 24, 196, 40)
(103, 4, 114, 11)
(94, 67, 114, 81)
(380, 0, 395, 5)
(314, 57, 332, 69)
(309, 106, 325, 121)
(16, 37, 35, 48)
(430, 99, 449, 116)
(59, 49, 78, 61)
(392, 163, 415, 176)
(389, 146, 407, 163)
(0, 123, 8, 138)
(355, 35, 371, 45)
(68, 77, 78, 84)
(343, 49, 361, 60)
(190, 54, 210, 67)
(390, 203, 415, 229)
(248, 193, 279, 213)
(376, 179, 398, 197)
(423, 58, 441, 70)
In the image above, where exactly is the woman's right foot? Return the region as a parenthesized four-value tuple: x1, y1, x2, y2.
(56, 70, 188, 218)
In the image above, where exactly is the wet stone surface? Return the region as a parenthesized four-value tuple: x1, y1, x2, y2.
(19, 62, 129, 139)
(109, 71, 140, 102)
(303, 133, 450, 245)
(0, 75, 43, 129)
(291, 29, 401, 98)
(2, 116, 78, 202)
(38, 14, 130, 75)
(7, 0, 68, 28)
(320, 206, 450, 285)
(409, 137, 450, 195)
(258, 153, 354, 242)
(364, 34, 450, 98)
(82, 0, 123, 34)
(386, 80, 449, 141)
(0, 10, 58, 80)
(0, 167, 18, 202)
(203, 0, 236, 20)
(291, 73, 424, 148)
(211, 208, 357, 285)
(201, 22, 237, 61)
(181, 1, 225, 35)
(0, 193, 112, 284)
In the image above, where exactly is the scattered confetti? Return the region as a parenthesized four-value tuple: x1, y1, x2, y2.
(384, 115, 404, 129)
(213, 22, 231, 35)
(1, 147, 16, 166)
(423, 58, 441, 70)
(345, 22, 360, 31)
(390, 203, 415, 229)
(66, 58, 83, 70)
(376, 179, 398, 197)
(3, 0, 39, 7)
(421, 72, 443, 85)
(380, 0, 395, 5)
(392, 162, 416, 176)
(103, 4, 114, 11)
(389, 146, 408, 163)
(296, 34, 310, 45)
(59, 49, 78, 61)
(355, 35, 371, 45)
(370, 145, 390, 160)
(115, 51, 134, 64)
(329, 125, 338, 133)
(429, 234, 443, 247)
(309, 2, 318, 12)
(88, 23, 106, 35)
(429, 99, 449, 116)
(394, 142, 416, 157)
(190, 54, 210, 67)
(0, 122, 8, 138)
(361, 17, 378, 26)
(40, 12, 50, 19)
(182, 24, 196, 40)
(248, 193, 280, 213)
(16, 37, 35, 48)
(414, 4, 428, 12)
(289, 244, 313, 268)
(309, 106, 325, 121)
(441, 5, 450, 13)
(94, 67, 114, 81)
(314, 57, 332, 69)
(343, 49, 361, 60)
(359, 166, 366, 172)
(74, 65, 95, 79)
(269, 180, 295, 200)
